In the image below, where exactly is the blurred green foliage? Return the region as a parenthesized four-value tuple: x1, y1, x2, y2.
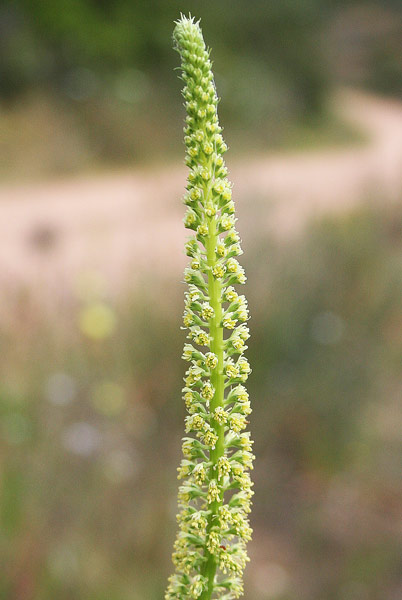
(1, 0, 400, 102)
(2, 0, 329, 112)
(0, 0, 401, 176)
(1, 204, 401, 599)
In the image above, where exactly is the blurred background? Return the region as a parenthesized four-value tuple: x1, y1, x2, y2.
(0, 1, 402, 599)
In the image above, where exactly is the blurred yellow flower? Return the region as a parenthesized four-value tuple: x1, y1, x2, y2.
(79, 303, 116, 340)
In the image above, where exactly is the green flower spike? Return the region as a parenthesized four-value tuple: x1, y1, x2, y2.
(166, 15, 254, 600)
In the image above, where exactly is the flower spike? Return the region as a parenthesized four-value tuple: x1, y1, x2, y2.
(166, 15, 254, 600)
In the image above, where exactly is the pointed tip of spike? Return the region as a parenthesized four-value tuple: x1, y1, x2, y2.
(173, 13, 201, 38)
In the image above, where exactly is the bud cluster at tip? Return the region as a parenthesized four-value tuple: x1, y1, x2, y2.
(166, 15, 254, 600)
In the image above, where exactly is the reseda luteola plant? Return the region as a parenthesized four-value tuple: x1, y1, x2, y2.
(166, 16, 254, 600)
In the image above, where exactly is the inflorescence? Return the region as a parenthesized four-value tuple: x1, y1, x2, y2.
(166, 15, 254, 600)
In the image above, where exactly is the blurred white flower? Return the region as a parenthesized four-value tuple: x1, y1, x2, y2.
(62, 422, 101, 456)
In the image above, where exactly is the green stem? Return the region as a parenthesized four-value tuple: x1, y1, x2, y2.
(201, 188, 225, 599)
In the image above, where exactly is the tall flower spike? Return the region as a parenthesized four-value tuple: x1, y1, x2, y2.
(166, 15, 254, 600)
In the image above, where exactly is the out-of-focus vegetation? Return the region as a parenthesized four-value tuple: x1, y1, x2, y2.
(1, 204, 401, 600)
(0, 0, 401, 178)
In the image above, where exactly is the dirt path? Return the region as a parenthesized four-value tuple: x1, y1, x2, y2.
(0, 90, 401, 315)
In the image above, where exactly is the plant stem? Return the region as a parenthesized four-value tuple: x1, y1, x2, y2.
(201, 184, 225, 599)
